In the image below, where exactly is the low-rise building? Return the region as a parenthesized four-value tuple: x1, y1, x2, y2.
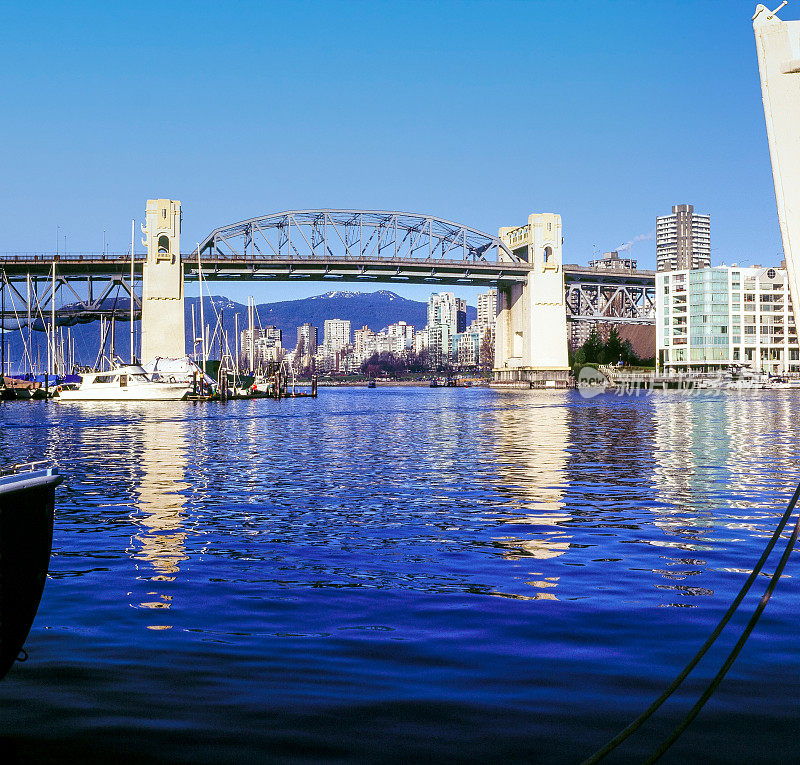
(588, 250, 637, 270)
(453, 330, 481, 368)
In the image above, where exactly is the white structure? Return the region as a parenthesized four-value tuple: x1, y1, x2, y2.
(296, 323, 317, 355)
(454, 329, 481, 368)
(428, 292, 466, 331)
(656, 204, 711, 272)
(426, 323, 453, 367)
(494, 213, 569, 386)
(322, 319, 351, 354)
(476, 289, 498, 329)
(141, 199, 185, 361)
(354, 325, 376, 363)
(387, 321, 414, 352)
(657, 264, 799, 374)
(589, 250, 637, 271)
(754, 4, 800, 332)
(239, 327, 282, 368)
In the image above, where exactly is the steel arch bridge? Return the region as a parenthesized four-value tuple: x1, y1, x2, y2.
(199, 209, 518, 264)
(193, 210, 529, 286)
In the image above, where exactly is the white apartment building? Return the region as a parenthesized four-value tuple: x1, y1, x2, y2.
(322, 319, 351, 355)
(476, 289, 497, 329)
(296, 323, 318, 355)
(387, 321, 414, 352)
(656, 204, 711, 273)
(354, 326, 376, 363)
(240, 326, 282, 369)
(427, 292, 467, 332)
(657, 265, 799, 374)
(426, 323, 453, 367)
(254, 334, 283, 365)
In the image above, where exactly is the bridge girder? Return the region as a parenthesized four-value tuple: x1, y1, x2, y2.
(564, 278, 656, 323)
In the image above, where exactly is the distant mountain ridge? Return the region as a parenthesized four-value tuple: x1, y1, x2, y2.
(1, 290, 477, 369)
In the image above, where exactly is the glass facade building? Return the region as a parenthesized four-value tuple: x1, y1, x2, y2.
(657, 265, 800, 374)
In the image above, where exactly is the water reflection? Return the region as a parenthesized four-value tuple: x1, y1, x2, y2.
(131, 415, 190, 630)
(491, 393, 571, 598)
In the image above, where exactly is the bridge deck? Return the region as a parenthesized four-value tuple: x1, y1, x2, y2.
(0, 254, 656, 286)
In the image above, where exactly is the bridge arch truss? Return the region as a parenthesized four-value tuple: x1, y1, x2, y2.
(198, 210, 518, 266)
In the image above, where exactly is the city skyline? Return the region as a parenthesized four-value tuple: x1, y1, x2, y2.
(0, 1, 786, 306)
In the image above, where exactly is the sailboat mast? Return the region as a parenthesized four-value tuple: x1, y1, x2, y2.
(50, 262, 56, 375)
(130, 218, 135, 364)
(197, 244, 206, 374)
(26, 274, 32, 375)
(248, 296, 254, 373)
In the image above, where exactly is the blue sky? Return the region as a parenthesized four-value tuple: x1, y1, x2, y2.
(0, 0, 786, 304)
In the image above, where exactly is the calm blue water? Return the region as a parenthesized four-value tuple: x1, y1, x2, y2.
(1, 388, 799, 763)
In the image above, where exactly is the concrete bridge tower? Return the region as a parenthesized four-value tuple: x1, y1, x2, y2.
(754, 4, 800, 325)
(141, 199, 186, 362)
(493, 213, 570, 387)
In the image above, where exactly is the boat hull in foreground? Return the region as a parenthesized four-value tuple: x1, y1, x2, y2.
(0, 463, 62, 678)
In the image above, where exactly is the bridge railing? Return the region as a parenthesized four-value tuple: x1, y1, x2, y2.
(0, 252, 145, 263)
(189, 252, 527, 269)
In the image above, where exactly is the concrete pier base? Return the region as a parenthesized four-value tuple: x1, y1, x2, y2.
(490, 368, 571, 389)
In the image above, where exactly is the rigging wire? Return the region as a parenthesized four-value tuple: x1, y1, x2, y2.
(581, 481, 800, 764)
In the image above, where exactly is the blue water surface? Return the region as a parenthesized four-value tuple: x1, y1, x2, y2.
(0, 388, 798, 763)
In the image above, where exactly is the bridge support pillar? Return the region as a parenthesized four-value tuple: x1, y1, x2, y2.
(492, 213, 570, 388)
(141, 199, 186, 362)
(754, 5, 800, 327)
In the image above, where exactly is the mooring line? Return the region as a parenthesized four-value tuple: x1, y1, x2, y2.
(580, 481, 800, 765)
(644, 502, 800, 763)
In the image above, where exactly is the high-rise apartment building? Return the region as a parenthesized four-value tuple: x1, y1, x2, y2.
(656, 204, 711, 272)
(354, 325, 376, 363)
(240, 326, 281, 369)
(427, 292, 467, 333)
(322, 319, 351, 354)
(476, 289, 497, 329)
(387, 321, 414, 352)
(296, 323, 317, 355)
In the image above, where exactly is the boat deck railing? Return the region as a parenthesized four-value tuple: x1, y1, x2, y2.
(0, 461, 55, 478)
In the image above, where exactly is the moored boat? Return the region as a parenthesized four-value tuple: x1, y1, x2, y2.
(0, 462, 62, 678)
(57, 365, 191, 401)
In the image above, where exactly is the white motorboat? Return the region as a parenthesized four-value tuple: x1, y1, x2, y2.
(766, 376, 800, 390)
(56, 365, 190, 401)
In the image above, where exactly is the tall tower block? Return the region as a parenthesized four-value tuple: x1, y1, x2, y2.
(141, 199, 186, 361)
(754, 4, 800, 326)
(493, 213, 570, 387)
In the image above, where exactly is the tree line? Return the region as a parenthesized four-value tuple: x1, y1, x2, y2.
(570, 326, 654, 368)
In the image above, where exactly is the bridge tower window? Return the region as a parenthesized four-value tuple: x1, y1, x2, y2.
(544, 246, 553, 264)
(157, 235, 170, 257)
